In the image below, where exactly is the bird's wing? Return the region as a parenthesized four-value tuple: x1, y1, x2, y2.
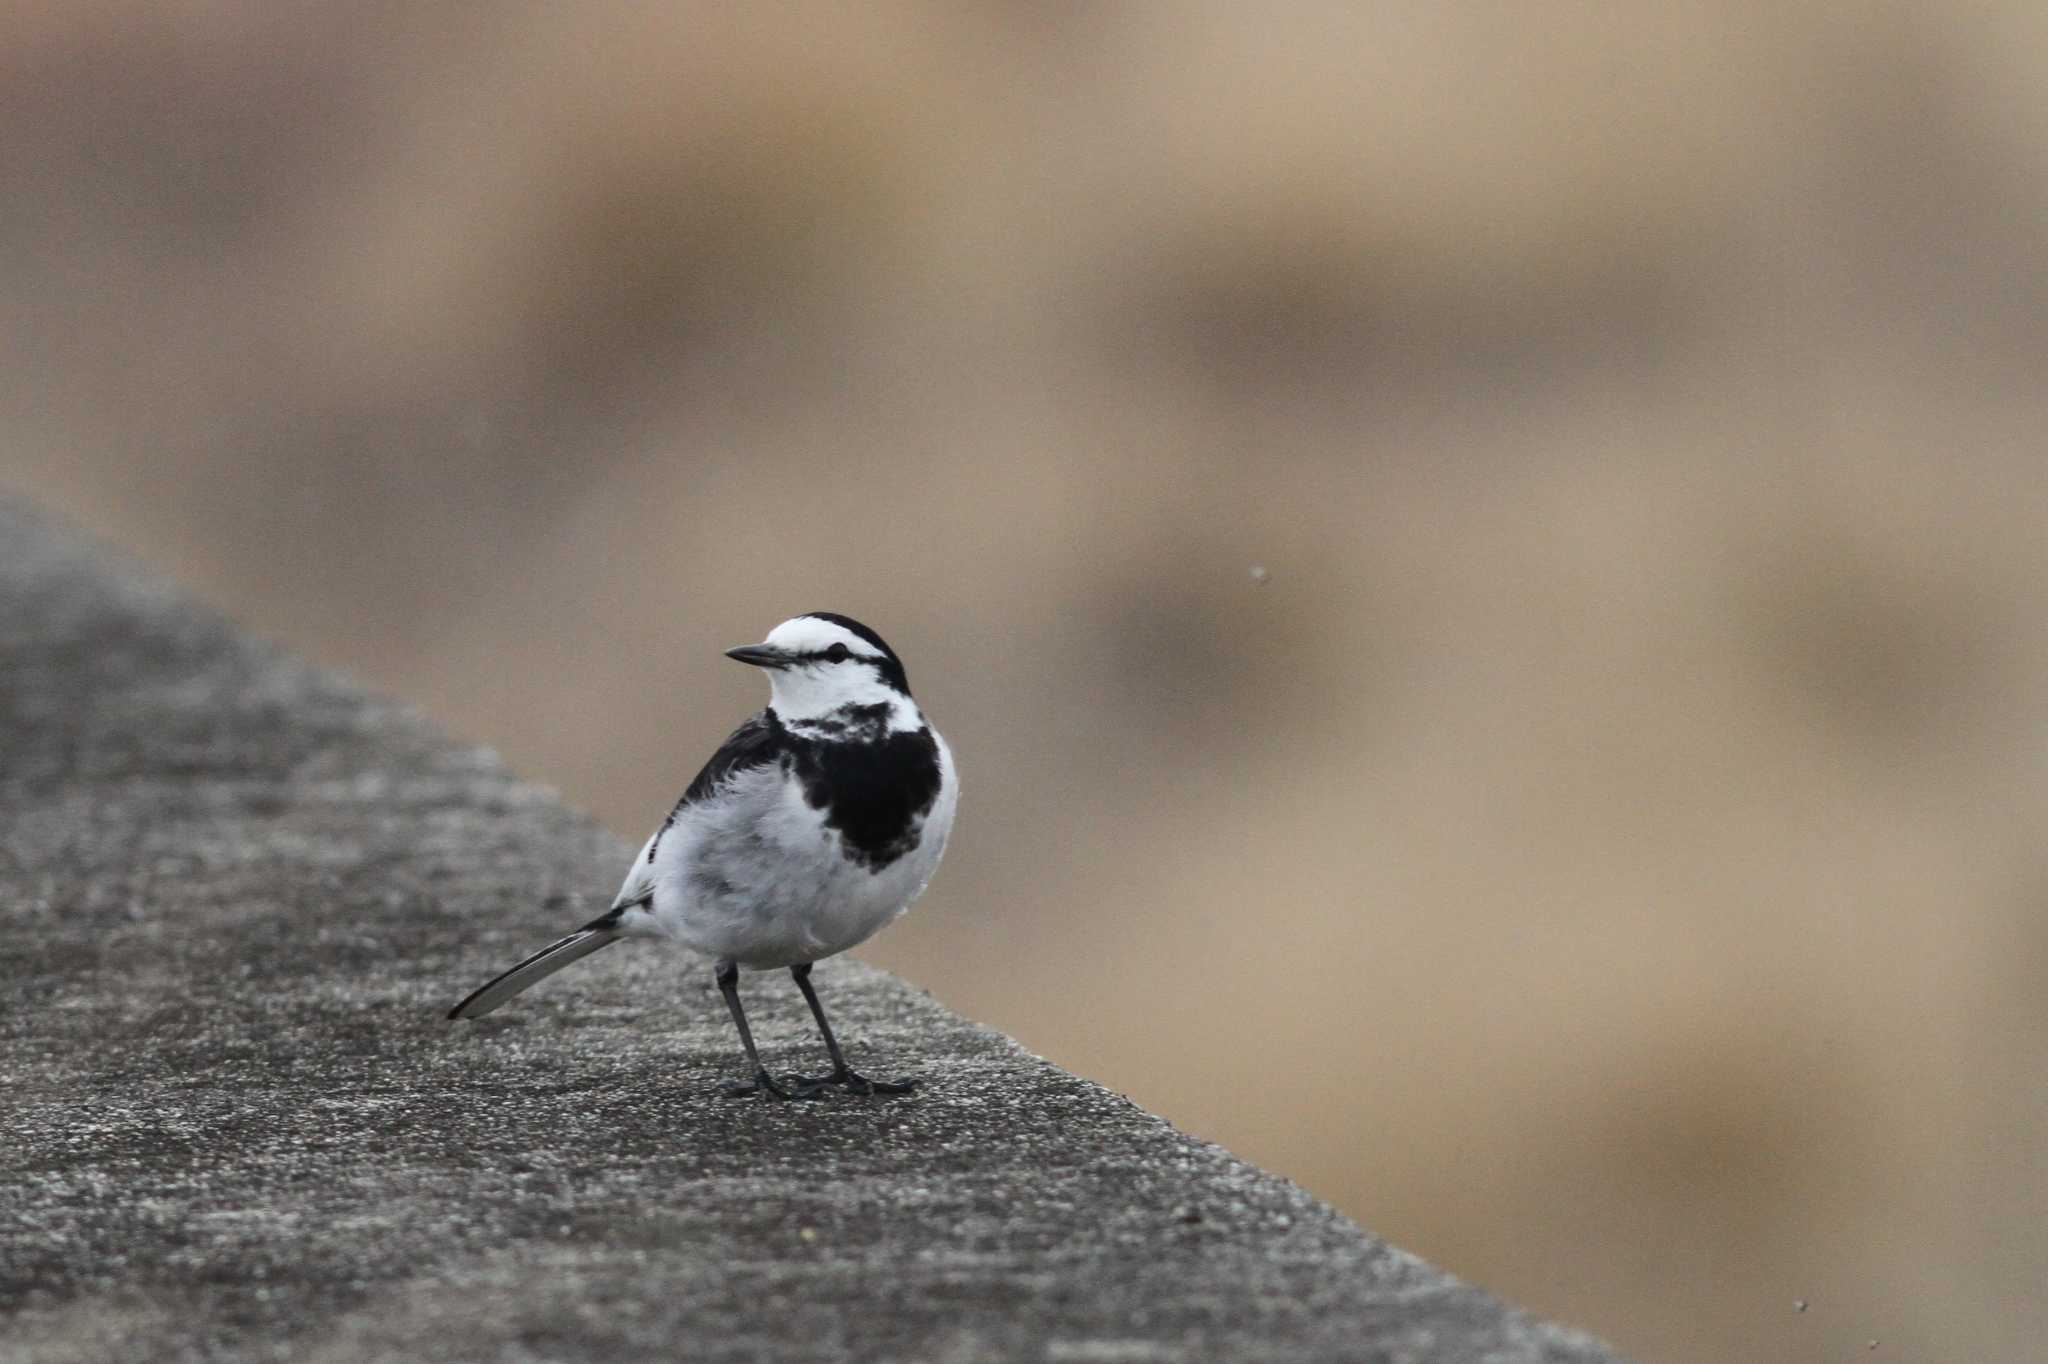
(609, 710, 788, 910)
(609, 828, 663, 911)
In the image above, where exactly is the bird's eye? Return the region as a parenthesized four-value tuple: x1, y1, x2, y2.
(824, 642, 851, 663)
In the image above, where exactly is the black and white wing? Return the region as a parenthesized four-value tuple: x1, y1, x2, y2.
(609, 710, 789, 910)
(449, 715, 791, 1020)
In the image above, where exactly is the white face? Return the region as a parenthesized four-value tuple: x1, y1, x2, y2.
(761, 615, 889, 664)
(747, 615, 911, 722)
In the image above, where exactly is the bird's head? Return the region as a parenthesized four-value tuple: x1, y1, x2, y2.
(726, 612, 915, 722)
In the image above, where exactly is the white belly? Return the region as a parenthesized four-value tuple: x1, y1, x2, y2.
(641, 737, 956, 968)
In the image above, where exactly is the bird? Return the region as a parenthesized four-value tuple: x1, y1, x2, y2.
(447, 612, 958, 1099)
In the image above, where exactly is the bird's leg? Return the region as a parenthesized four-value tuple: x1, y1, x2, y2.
(716, 961, 806, 1100)
(784, 962, 916, 1096)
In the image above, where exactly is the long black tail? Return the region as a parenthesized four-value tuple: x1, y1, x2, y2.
(447, 912, 624, 1020)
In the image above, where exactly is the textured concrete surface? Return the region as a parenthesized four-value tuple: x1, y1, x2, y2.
(0, 498, 1626, 1363)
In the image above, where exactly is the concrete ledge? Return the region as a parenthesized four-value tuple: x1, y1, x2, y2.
(0, 499, 1626, 1363)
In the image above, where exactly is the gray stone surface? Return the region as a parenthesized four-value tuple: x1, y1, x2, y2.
(0, 498, 1627, 1363)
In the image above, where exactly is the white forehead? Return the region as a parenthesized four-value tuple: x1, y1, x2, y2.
(763, 615, 883, 657)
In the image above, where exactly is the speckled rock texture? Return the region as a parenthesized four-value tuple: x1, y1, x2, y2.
(0, 499, 1627, 1363)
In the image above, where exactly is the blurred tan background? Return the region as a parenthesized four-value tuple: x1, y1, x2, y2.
(5, 4, 2045, 1360)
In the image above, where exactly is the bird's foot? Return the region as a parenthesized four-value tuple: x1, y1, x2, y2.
(785, 1068, 917, 1098)
(721, 1070, 819, 1101)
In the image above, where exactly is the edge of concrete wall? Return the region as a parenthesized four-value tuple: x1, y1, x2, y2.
(0, 498, 1627, 1363)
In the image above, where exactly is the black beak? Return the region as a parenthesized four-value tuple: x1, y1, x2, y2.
(724, 643, 791, 670)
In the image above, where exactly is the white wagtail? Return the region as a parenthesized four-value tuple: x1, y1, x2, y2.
(447, 613, 958, 1099)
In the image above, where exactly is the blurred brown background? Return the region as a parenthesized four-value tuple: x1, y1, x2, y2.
(5, 4, 2045, 1361)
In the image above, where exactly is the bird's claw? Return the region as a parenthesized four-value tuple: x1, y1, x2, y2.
(720, 1070, 819, 1101)
(784, 1068, 917, 1097)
